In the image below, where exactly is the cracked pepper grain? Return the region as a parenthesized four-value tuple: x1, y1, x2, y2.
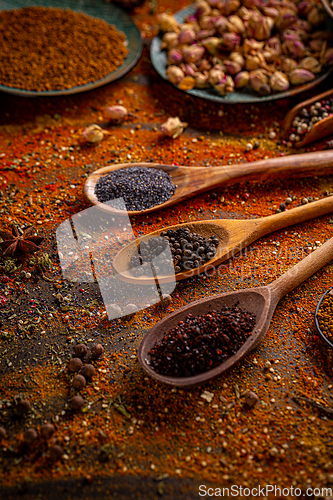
(0, 7, 128, 91)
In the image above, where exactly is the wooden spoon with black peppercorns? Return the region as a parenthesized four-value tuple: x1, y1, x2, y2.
(138, 237, 333, 387)
(84, 150, 333, 216)
(113, 195, 333, 284)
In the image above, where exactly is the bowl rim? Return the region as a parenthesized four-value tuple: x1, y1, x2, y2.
(314, 288, 333, 348)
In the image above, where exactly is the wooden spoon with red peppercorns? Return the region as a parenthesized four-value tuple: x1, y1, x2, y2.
(138, 237, 333, 387)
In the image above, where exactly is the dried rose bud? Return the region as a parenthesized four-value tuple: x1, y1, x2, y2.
(90, 343, 104, 358)
(167, 48, 183, 65)
(201, 37, 220, 55)
(0, 427, 6, 440)
(245, 54, 260, 71)
(183, 64, 196, 77)
(195, 72, 210, 88)
(249, 69, 268, 92)
(81, 364, 96, 379)
(178, 28, 196, 45)
(244, 390, 259, 407)
(284, 35, 305, 59)
(275, 13, 298, 31)
(219, 32, 240, 51)
(289, 68, 315, 85)
(227, 15, 245, 34)
(224, 60, 242, 76)
(160, 32, 179, 50)
(208, 68, 225, 85)
(160, 117, 188, 139)
(282, 57, 297, 73)
(229, 52, 245, 67)
(265, 37, 282, 56)
(74, 343, 88, 358)
(222, 0, 240, 16)
(307, 5, 326, 27)
(40, 423, 55, 440)
(68, 357, 83, 372)
(82, 125, 110, 145)
(105, 105, 129, 123)
(17, 399, 31, 414)
(49, 444, 64, 461)
(183, 45, 205, 64)
(195, 0, 212, 17)
(214, 75, 235, 95)
(321, 48, 333, 65)
(269, 71, 290, 92)
(70, 395, 85, 411)
(215, 16, 228, 34)
(73, 374, 86, 390)
(166, 65, 185, 85)
(157, 13, 179, 32)
(297, 57, 322, 74)
(234, 71, 250, 88)
(24, 428, 38, 444)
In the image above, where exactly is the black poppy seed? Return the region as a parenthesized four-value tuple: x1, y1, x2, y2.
(95, 167, 176, 211)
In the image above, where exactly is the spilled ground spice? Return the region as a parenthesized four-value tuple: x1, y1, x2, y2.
(0, 6, 128, 91)
(0, 2, 333, 495)
(148, 304, 256, 376)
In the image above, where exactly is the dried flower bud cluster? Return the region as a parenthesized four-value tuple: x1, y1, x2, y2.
(160, 117, 188, 138)
(81, 124, 111, 145)
(158, 0, 332, 96)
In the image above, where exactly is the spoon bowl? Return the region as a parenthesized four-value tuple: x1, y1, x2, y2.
(113, 196, 333, 283)
(84, 150, 333, 216)
(315, 288, 333, 349)
(138, 237, 333, 387)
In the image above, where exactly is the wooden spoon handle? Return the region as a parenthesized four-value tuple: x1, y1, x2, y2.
(216, 150, 333, 186)
(257, 195, 333, 236)
(269, 237, 333, 302)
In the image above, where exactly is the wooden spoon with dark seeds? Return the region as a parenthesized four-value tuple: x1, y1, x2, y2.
(113, 195, 333, 284)
(138, 237, 333, 387)
(84, 150, 333, 216)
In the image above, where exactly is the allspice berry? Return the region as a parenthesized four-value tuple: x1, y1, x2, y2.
(160, 294, 172, 306)
(70, 395, 85, 411)
(123, 303, 137, 317)
(0, 427, 6, 440)
(24, 428, 38, 444)
(49, 444, 64, 461)
(40, 423, 55, 440)
(67, 357, 83, 372)
(244, 391, 259, 408)
(90, 343, 104, 359)
(74, 343, 88, 358)
(81, 364, 96, 379)
(73, 374, 86, 390)
(17, 399, 31, 414)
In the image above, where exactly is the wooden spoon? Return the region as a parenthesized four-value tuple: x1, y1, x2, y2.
(84, 150, 333, 216)
(138, 236, 333, 387)
(113, 195, 333, 284)
(283, 88, 333, 148)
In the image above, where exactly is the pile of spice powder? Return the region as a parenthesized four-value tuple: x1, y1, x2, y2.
(0, 7, 128, 91)
(148, 303, 256, 377)
(316, 290, 333, 341)
(95, 166, 176, 211)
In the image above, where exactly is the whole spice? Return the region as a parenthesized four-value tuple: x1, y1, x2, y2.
(49, 445, 64, 461)
(81, 364, 96, 379)
(95, 167, 176, 211)
(123, 304, 138, 317)
(67, 358, 83, 373)
(90, 344, 104, 358)
(0, 225, 44, 257)
(74, 344, 88, 359)
(23, 428, 38, 444)
(286, 98, 333, 146)
(70, 395, 85, 411)
(130, 227, 219, 275)
(82, 125, 110, 145)
(147, 303, 256, 377)
(0, 7, 128, 91)
(40, 423, 55, 440)
(16, 399, 31, 414)
(105, 105, 129, 123)
(160, 117, 188, 139)
(73, 374, 87, 391)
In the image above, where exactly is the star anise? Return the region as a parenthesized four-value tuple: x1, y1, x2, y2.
(0, 224, 44, 257)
